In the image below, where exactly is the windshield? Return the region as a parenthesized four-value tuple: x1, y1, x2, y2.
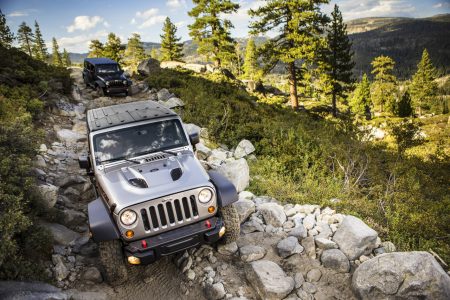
(93, 119, 188, 164)
(97, 64, 120, 74)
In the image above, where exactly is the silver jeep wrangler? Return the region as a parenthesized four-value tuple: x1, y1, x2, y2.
(79, 100, 240, 285)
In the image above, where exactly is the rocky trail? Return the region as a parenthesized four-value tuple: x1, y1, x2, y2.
(2, 67, 449, 300)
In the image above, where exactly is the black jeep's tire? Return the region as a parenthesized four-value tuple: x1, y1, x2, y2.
(96, 85, 105, 97)
(98, 240, 128, 286)
(219, 205, 240, 244)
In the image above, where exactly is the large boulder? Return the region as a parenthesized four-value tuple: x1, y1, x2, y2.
(332, 216, 378, 260)
(160, 97, 184, 108)
(258, 202, 286, 227)
(233, 199, 255, 223)
(160, 61, 186, 69)
(321, 249, 350, 273)
(245, 260, 295, 300)
(157, 88, 174, 101)
(216, 158, 250, 192)
(43, 223, 81, 246)
(37, 183, 59, 208)
(56, 129, 85, 144)
(184, 63, 206, 73)
(352, 252, 450, 299)
(137, 58, 160, 75)
(239, 245, 266, 262)
(234, 139, 256, 159)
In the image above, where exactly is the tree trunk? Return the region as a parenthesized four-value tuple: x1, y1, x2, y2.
(288, 62, 298, 109)
(332, 91, 337, 117)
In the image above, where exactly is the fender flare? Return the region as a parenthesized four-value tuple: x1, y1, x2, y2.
(88, 197, 120, 242)
(95, 79, 106, 88)
(208, 171, 238, 207)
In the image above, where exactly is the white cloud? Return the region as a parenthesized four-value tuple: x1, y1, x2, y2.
(130, 18, 136, 25)
(134, 8, 166, 29)
(174, 21, 185, 28)
(56, 30, 108, 53)
(67, 16, 104, 33)
(103, 21, 110, 28)
(7, 11, 29, 17)
(433, 2, 450, 9)
(324, 0, 417, 20)
(167, 0, 186, 9)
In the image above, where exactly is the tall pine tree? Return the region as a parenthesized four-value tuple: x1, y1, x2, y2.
(32, 21, 47, 62)
(17, 22, 34, 56)
(150, 48, 160, 60)
(249, 0, 329, 109)
(349, 74, 371, 119)
(88, 39, 104, 58)
(243, 38, 259, 80)
(51, 37, 63, 67)
(320, 4, 354, 117)
(371, 55, 397, 113)
(124, 33, 146, 72)
(410, 49, 438, 116)
(62, 48, 71, 67)
(0, 10, 14, 48)
(160, 17, 183, 61)
(103, 33, 124, 63)
(188, 0, 239, 67)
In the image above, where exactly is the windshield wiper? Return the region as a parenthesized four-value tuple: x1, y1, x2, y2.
(101, 157, 141, 164)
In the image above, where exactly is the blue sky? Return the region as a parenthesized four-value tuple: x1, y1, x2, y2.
(2, 0, 450, 53)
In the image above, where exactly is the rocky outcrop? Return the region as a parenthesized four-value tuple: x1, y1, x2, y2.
(352, 252, 450, 299)
(137, 58, 160, 75)
(215, 158, 250, 192)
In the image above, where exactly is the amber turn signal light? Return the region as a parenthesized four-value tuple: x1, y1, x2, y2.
(125, 230, 134, 238)
(128, 256, 141, 265)
(208, 206, 215, 213)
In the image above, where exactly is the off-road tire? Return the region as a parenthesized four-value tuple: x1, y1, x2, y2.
(98, 240, 128, 286)
(219, 205, 240, 244)
(126, 87, 132, 97)
(96, 85, 105, 97)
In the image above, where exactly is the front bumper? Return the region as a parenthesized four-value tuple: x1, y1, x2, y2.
(123, 217, 224, 265)
(105, 86, 128, 94)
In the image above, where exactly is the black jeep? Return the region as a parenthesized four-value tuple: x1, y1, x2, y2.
(82, 58, 132, 96)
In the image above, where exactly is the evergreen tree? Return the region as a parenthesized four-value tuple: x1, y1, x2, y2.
(396, 90, 413, 117)
(103, 33, 124, 63)
(249, 0, 329, 109)
(233, 42, 243, 76)
(51, 37, 63, 67)
(150, 48, 160, 60)
(88, 39, 104, 58)
(160, 17, 183, 61)
(32, 21, 47, 61)
(62, 48, 71, 67)
(410, 49, 438, 116)
(0, 10, 14, 48)
(124, 33, 146, 73)
(371, 55, 397, 113)
(320, 4, 354, 117)
(349, 74, 371, 119)
(188, 0, 239, 68)
(243, 38, 258, 80)
(17, 22, 34, 56)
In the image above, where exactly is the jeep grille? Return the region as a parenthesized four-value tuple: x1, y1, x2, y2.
(109, 80, 124, 87)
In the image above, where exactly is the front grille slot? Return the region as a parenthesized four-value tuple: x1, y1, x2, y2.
(174, 200, 183, 221)
(190, 195, 199, 217)
(141, 209, 150, 231)
(166, 202, 175, 224)
(158, 204, 167, 226)
(149, 206, 158, 229)
(182, 197, 191, 219)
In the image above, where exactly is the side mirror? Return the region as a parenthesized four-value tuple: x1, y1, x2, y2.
(78, 155, 91, 170)
(189, 132, 200, 145)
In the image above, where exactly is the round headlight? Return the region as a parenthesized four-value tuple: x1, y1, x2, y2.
(198, 189, 213, 203)
(123, 80, 127, 85)
(120, 210, 137, 226)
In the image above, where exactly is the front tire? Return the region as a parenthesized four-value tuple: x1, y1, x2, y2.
(96, 85, 105, 97)
(98, 240, 128, 286)
(219, 205, 240, 244)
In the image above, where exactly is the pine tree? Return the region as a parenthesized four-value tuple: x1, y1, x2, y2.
(243, 38, 258, 80)
(103, 33, 124, 63)
(160, 17, 183, 61)
(124, 33, 146, 73)
(349, 74, 372, 119)
(51, 37, 63, 67)
(32, 21, 47, 61)
(410, 49, 438, 116)
(0, 10, 14, 48)
(150, 48, 160, 60)
(17, 22, 34, 56)
(249, 0, 329, 109)
(320, 4, 354, 117)
(62, 48, 71, 67)
(371, 55, 397, 113)
(188, 0, 239, 68)
(88, 39, 104, 58)
(396, 90, 413, 117)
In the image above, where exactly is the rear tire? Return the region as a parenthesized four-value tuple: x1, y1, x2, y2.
(219, 205, 240, 244)
(98, 240, 128, 286)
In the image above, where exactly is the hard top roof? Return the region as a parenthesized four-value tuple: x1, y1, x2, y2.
(87, 100, 178, 132)
(84, 57, 118, 65)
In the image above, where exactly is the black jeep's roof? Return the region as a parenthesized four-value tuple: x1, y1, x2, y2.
(87, 100, 178, 132)
(84, 57, 118, 65)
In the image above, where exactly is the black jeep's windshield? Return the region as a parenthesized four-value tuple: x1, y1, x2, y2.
(93, 119, 188, 164)
(97, 64, 120, 74)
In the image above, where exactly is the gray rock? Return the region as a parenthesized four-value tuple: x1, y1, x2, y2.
(288, 224, 307, 240)
(217, 242, 238, 255)
(196, 143, 212, 160)
(332, 215, 378, 260)
(306, 269, 321, 282)
(186, 269, 196, 281)
(53, 255, 69, 281)
(207, 149, 228, 165)
(381, 241, 396, 253)
(161, 97, 184, 108)
(157, 88, 173, 101)
(239, 245, 266, 262)
(82, 267, 102, 283)
(258, 202, 286, 227)
(36, 154, 47, 168)
(184, 123, 201, 136)
(63, 209, 86, 227)
(303, 214, 316, 230)
(137, 58, 160, 75)
(160, 60, 186, 69)
(294, 272, 305, 289)
(37, 183, 59, 208)
(301, 237, 316, 259)
(321, 249, 350, 273)
(184, 63, 206, 73)
(234, 139, 255, 159)
(56, 129, 85, 144)
(0, 281, 64, 299)
(352, 252, 450, 299)
(245, 260, 294, 300)
(277, 236, 303, 258)
(54, 175, 87, 188)
(205, 282, 226, 300)
(242, 219, 264, 234)
(314, 237, 338, 250)
(238, 191, 255, 200)
(216, 158, 250, 192)
(233, 199, 255, 224)
(296, 289, 314, 300)
(43, 223, 81, 246)
(302, 282, 317, 294)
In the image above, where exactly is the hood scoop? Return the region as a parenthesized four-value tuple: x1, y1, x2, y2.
(170, 167, 183, 181)
(121, 166, 149, 188)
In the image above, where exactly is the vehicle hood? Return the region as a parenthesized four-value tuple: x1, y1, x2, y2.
(97, 73, 126, 81)
(96, 152, 213, 214)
